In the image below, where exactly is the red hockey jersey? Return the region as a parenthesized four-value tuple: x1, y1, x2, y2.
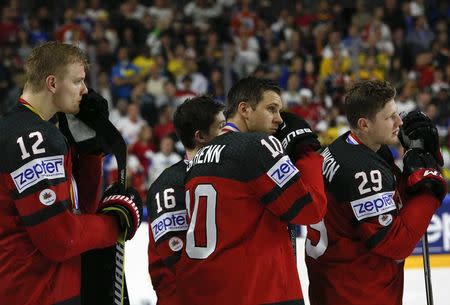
(147, 160, 189, 305)
(0, 105, 119, 305)
(305, 132, 440, 305)
(176, 130, 326, 305)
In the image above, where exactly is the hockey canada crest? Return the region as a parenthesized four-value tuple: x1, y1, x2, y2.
(39, 189, 57, 206)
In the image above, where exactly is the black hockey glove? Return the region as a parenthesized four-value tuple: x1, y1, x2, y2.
(403, 148, 447, 202)
(274, 111, 321, 161)
(58, 88, 110, 154)
(76, 88, 109, 123)
(97, 183, 143, 240)
(399, 110, 443, 166)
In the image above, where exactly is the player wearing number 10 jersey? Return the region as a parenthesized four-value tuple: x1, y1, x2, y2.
(176, 77, 327, 305)
(305, 80, 446, 305)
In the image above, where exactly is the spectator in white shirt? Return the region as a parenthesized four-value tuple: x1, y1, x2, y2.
(146, 135, 181, 185)
(116, 102, 146, 145)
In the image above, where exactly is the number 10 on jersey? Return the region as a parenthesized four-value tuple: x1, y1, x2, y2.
(185, 184, 218, 259)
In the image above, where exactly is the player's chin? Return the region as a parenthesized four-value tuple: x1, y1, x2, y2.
(268, 128, 278, 135)
(388, 135, 400, 145)
(68, 104, 80, 115)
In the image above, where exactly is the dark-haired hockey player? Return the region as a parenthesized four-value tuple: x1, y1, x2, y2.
(305, 80, 446, 305)
(147, 95, 225, 305)
(176, 76, 327, 305)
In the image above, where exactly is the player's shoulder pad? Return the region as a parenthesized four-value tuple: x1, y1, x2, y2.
(0, 112, 68, 194)
(0, 112, 68, 172)
(325, 134, 397, 221)
(323, 134, 383, 182)
(147, 160, 189, 242)
(147, 160, 188, 221)
(147, 160, 187, 200)
(236, 132, 296, 182)
(224, 131, 283, 157)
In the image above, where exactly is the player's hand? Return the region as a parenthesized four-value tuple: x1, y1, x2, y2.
(76, 88, 109, 123)
(403, 148, 447, 202)
(98, 183, 143, 240)
(274, 111, 321, 161)
(399, 110, 443, 166)
(58, 89, 109, 154)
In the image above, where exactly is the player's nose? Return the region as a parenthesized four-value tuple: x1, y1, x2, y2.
(397, 114, 403, 127)
(274, 111, 283, 125)
(81, 81, 88, 95)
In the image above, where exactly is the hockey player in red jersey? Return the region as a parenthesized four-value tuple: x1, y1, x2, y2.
(147, 96, 225, 305)
(305, 80, 447, 305)
(176, 76, 326, 305)
(0, 42, 142, 305)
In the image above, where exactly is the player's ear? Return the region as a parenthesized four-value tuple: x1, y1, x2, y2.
(237, 101, 251, 118)
(357, 117, 369, 132)
(45, 75, 57, 93)
(194, 130, 208, 145)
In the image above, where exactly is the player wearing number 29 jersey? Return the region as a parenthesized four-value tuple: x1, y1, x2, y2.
(177, 127, 326, 305)
(305, 80, 443, 305)
(306, 133, 406, 305)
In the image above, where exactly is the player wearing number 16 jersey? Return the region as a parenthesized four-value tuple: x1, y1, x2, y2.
(176, 77, 327, 305)
(305, 80, 446, 305)
(147, 96, 225, 305)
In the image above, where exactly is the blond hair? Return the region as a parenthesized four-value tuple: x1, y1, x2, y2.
(24, 41, 88, 92)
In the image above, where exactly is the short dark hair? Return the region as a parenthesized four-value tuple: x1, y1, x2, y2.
(173, 96, 224, 149)
(225, 76, 281, 118)
(344, 80, 396, 128)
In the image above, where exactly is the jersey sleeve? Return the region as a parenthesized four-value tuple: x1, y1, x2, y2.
(369, 182, 440, 260)
(71, 150, 103, 214)
(332, 153, 440, 260)
(147, 225, 176, 303)
(2, 124, 119, 262)
(146, 164, 188, 271)
(245, 134, 326, 225)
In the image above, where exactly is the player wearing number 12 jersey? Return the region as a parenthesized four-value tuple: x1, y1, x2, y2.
(147, 96, 225, 305)
(176, 77, 326, 305)
(0, 42, 142, 305)
(305, 80, 446, 305)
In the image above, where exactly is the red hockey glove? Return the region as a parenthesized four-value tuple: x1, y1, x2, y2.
(274, 111, 321, 161)
(403, 148, 447, 202)
(399, 110, 443, 166)
(98, 183, 143, 240)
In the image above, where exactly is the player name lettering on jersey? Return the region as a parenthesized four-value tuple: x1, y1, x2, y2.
(11, 155, 65, 193)
(321, 147, 340, 183)
(267, 155, 299, 187)
(187, 144, 226, 171)
(350, 191, 396, 221)
(151, 210, 189, 242)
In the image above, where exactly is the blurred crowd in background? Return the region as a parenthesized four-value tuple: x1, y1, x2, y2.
(0, 0, 449, 201)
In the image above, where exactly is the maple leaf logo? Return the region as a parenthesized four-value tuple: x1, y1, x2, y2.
(43, 192, 52, 200)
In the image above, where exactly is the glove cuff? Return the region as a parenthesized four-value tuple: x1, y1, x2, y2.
(100, 195, 141, 239)
(407, 168, 447, 202)
(288, 138, 321, 161)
